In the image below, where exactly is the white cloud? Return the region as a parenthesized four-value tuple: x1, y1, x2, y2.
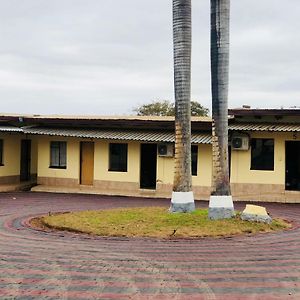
(0, 0, 299, 115)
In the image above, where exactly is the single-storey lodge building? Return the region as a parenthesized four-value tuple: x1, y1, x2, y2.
(0, 108, 299, 203)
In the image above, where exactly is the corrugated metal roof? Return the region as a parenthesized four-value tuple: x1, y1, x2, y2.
(229, 123, 300, 132)
(192, 134, 211, 144)
(229, 108, 300, 116)
(0, 113, 211, 123)
(23, 127, 212, 144)
(0, 126, 23, 132)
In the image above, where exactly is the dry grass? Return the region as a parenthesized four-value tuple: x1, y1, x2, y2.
(39, 207, 290, 239)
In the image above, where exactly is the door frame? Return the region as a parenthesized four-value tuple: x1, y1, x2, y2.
(80, 141, 95, 185)
(285, 141, 300, 191)
(140, 143, 157, 189)
(20, 139, 31, 182)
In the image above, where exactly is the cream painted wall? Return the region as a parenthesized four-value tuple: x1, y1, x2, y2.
(230, 132, 300, 185)
(0, 133, 22, 177)
(37, 136, 80, 180)
(35, 131, 300, 189)
(0, 133, 39, 179)
(37, 138, 140, 183)
(193, 144, 212, 187)
(157, 155, 173, 184)
(36, 137, 212, 188)
(94, 141, 140, 183)
(157, 144, 212, 187)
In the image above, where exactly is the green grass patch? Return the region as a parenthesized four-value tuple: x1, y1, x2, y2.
(39, 207, 290, 238)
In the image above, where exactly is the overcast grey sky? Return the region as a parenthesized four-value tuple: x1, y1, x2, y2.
(0, 0, 299, 115)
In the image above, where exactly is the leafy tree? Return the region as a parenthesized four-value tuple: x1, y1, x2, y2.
(134, 100, 208, 117)
(134, 100, 174, 116)
(191, 101, 209, 116)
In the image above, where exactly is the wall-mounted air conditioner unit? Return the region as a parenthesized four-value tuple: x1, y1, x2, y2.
(157, 144, 174, 157)
(231, 135, 250, 151)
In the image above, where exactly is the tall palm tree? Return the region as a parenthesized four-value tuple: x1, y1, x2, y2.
(170, 0, 195, 213)
(209, 0, 234, 219)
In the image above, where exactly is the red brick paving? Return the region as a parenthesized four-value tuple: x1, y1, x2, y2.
(0, 192, 300, 299)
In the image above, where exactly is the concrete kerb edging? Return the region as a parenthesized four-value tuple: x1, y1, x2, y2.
(21, 203, 298, 242)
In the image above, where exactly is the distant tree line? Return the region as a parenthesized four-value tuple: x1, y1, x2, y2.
(133, 100, 209, 117)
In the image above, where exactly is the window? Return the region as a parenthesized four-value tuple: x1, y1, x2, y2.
(0, 139, 3, 166)
(251, 138, 274, 171)
(109, 143, 128, 172)
(191, 145, 198, 176)
(50, 141, 67, 169)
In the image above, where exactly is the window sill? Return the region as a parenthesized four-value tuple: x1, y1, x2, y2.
(49, 166, 67, 169)
(108, 169, 127, 173)
(250, 169, 274, 171)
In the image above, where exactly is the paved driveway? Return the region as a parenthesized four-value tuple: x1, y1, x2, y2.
(0, 192, 300, 299)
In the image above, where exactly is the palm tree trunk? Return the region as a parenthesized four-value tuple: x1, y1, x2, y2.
(170, 0, 194, 213)
(209, 0, 234, 219)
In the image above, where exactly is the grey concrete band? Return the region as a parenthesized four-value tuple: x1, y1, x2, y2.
(208, 207, 235, 220)
(241, 213, 272, 224)
(169, 202, 195, 213)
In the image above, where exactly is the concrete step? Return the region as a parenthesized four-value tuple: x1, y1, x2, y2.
(0, 181, 36, 193)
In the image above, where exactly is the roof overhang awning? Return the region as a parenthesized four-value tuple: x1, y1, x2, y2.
(0, 126, 23, 132)
(229, 123, 300, 132)
(23, 127, 212, 144)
